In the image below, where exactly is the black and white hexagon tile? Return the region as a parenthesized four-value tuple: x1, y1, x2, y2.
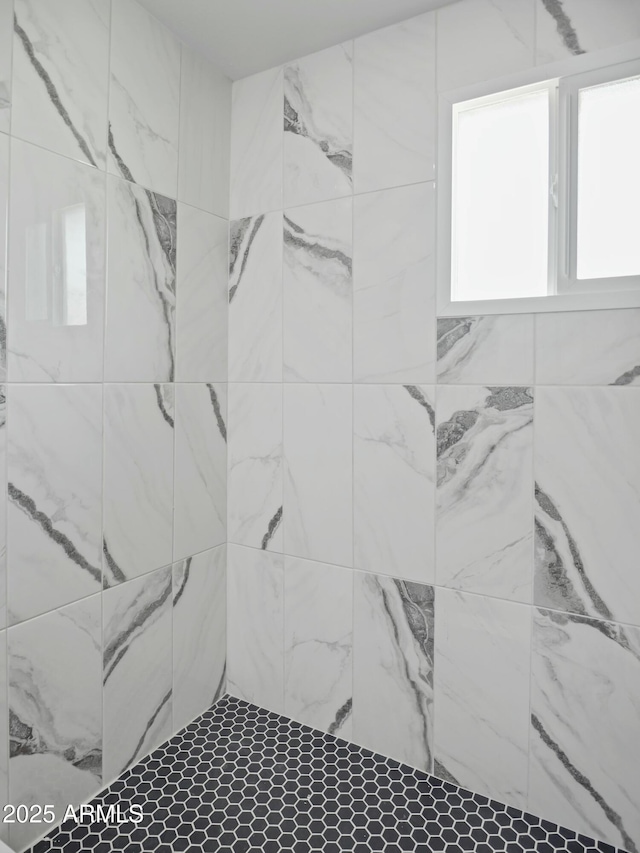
(33, 695, 623, 853)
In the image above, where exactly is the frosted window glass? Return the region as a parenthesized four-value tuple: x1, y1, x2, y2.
(576, 75, 640, 280)
(452, 88, 549, 301)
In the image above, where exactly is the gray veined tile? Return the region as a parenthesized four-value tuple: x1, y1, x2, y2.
(8, 594, 102, 850)
(535, 0, 640, 65)
(175, 203, 228, 383)
(354, 182, 436, 384)
(0, 0, 13, 134)
(105, 175, 176, 382)
(7, 384, 103, 624)
(529, 608, 640, 852)
(283, 198, 352, 383)
(0, 630, 7, 846)
(0, 133, 7, 382)
(353, 12, 436, 194)
(174, 383, 227, 561)
(437, 314, 534, 385)
(227, 545, 284, 715)
(173, 546, 226, 732)
(228, 212, 282, 382)
(284, 557, 353, 738)
(0, 386, 5, 630)
(103, 566, 172, 785)
(534, 386, 640, 627)
(227, 383, 283, 552)
(230, 66, 283, 220)
(354, 384, 436, 584)
(8, 139, 106, 382)
(103, 384, 174, 587)
(178, 46, 231, 219)
(434, 589, 531, 809)
(108, 0, 180, 199)
(12, 0, 109, 167)
(436, 386, 534, 603)
(353, 572, 434, 772)
(284, 42, 353, 208)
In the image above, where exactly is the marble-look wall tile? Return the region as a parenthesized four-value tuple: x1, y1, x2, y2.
(105, 175, 176, 382)
(175, 203, 228, 383)
(0, 0, 11, 134)
(353, 572, 434, 771)
(8, 384, 102, 624)
(536, 0, 640, 65)
(0, 387, 5, 629)
(174, 383, 227, 560)
(8, 139, 106, 383)
(434, 589, 531, 809)
(354, 384, 435, 584)
(103, 566, 172, 784)
(535, 309, 640, 387)
(437, 315, 534, 386)
(353, 13, 435, 194)
(284, 198, 352, 382)
(228, 383, 282, 552)
(12, 0, 109, 166)
(437, 0, 535, 92)
(284, 384, 352, 567)
(535, 387, 640, 627)
(284, 557, 353, 738)
(108, 0, 180, 198)
(9, 594, 102, 850)
(228, 212, 282, 382)
(173, 546, 226, 732)
(437, 385, 533, 602)
(227, 545, 284, 714)
(529, 608, 640, 852)
(178, 46, 231, 218)
(0, 133, 7, 381)
(103, 384, 174, 586)
(284, 43, 353, 208)
(0, 630, 7, 845)
(354, 182, 436, 383)
(230, 66, 283, 220)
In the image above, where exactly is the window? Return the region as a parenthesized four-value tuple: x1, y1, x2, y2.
(438, 44, 640, 314)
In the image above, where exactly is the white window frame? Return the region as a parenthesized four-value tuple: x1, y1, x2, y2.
(437, 39, 640, 317)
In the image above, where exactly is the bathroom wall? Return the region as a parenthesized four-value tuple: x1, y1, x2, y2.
(0, 0, 230, 848)
(225, 1, 640, 851)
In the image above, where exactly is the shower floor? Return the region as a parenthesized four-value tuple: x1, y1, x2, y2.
(33, 695, 618, 853)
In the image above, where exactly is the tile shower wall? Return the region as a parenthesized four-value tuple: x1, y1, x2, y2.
(226, 2, 640, 852)
(0, 0, 230, 848)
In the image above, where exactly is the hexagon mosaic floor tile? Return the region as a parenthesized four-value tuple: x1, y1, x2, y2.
(33, 695, 621, 853)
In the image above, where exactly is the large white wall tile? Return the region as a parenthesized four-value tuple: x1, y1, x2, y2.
(0, 388, 5, 630)
(227, 545, 284, 714)
(284, 198, 352, 382)
(12, 0, 109, 166)
(354, 384, 435, 584)
(0, 0, 12, 134)
(284, 557, 353, 738)
(8, 384, 102, 624)
(535, 387, 640, 627)
(437, 0, 535, 92)
(230, 67, 283, 220)
(434, 589, 531, 808)
(105, 175, 176, 382)
(529, 609, 640, 851)
(103, 384, 174, 586)
(437, 385, 533, 602)
(108, 0, 180, 198)
(8, 139, 106, 382)
(0, 630, 6, 845)
(228, 212, 282, 382)
(178, 47, 231, 218)
(284, 384, 352, 567)
(228, 383, 283, 552)
(353, 13, 435, 194)
(173, 546, 226, 732)
(284, 43, 353, 208)
(8, 595, 102, 850)
(353, 572, 434, 771)
(354, 182, 436, 383)
(175, 203, 228, 383)
(0, 134, 7, 382)
(174, 383, 227, 560)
